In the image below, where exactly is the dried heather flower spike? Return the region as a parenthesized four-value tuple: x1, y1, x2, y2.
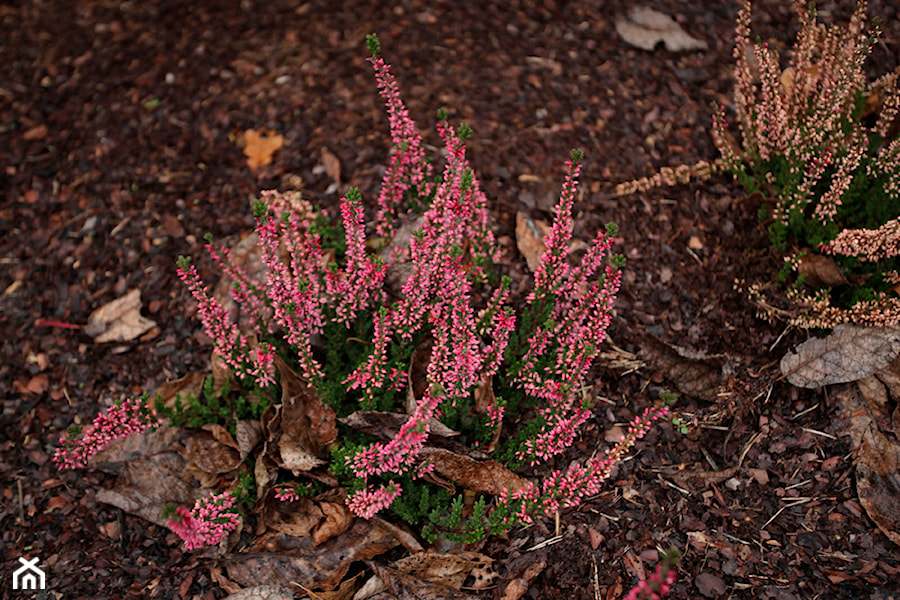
(167, 491, 241, 551)
(368, 34, 434, 238)
(53, 397, 159, 470)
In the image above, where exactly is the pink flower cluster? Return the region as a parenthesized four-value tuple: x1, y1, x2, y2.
(368, 52, 434, 238)
(623, 559, 678, 600)
(177, 258, 276, 388)
(513, 157, 623, 465)
(821, 217, 900, 262)
(346, 481, 402, 520)
(167, 491, 241, 551)
(53, 397, 159, 470)
(495, 406, 669, 525)
(170, 41, 637, 525)
(274, 482, 314, 502)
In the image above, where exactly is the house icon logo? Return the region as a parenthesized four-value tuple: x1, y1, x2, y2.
(12, 556, 46, 590)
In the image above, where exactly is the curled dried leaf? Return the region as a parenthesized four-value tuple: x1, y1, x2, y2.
(615, 7, 707, 52)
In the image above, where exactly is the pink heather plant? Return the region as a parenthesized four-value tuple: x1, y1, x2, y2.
(177, 255, 276, 388)
(59, 34, 662, 545)
(53, 396, 160, 470)
(368, 46, 434, 238)
(494, 406, 669, 526)
(167, 491, 241, 551)
(173, 35, 653, 530)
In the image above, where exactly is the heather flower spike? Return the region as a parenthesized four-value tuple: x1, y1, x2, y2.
(53, 396, 159, 470)
(167, 491, 241, 551)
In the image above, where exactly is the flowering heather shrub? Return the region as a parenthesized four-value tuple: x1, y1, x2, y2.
(166, 491, 241, 551)
(713, 0, 900, 328)
(56, 34, 666, 545)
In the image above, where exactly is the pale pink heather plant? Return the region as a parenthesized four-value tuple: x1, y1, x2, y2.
(713, 0, 895, 229)
(167, 491, 241, 551)
(821, 217, 900, 262)
(53, 397, 160, 470)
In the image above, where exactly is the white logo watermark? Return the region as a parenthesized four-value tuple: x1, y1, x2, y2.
(12, 557, 46, 591)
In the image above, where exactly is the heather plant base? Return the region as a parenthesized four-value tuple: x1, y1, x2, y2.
(54, 35, 666, 550)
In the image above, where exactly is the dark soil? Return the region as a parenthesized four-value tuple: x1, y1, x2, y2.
(2, 1, 900, 599)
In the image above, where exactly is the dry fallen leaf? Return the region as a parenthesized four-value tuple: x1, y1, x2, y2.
(515, 211, 548, 272)
(222, 586, 295, 600)
(615, 7, 707, 52)
(321, 147, 341, 184)
(393, 552, 495, 590)
(833, 383, 900, 546)
(271, 357, 337, 473)
(695, 572, 726, 598)
(94, 430, 202, 527)
(419, 447, 530, 496)
(367, 561, 482, 600)
(780, 324, 900, 388)
(243, 128, 284, 171)
(856, 422, 900, 546)
(313, 501, 355, 547)
(233, 518, 402, 591)
(181, 428, 242, 486)
(796, 252, 848, 288)
(84, 288, 157, 343)
(640, 335, 730, 403)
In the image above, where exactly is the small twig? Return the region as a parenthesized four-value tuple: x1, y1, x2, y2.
(789, 402, 820, 420)
(18, 479, 25, 524)
(769, 324, 793, 353)
(801, 427, 836, 440)
(785, 479, 811, 491)
(591, 555, 601, 600)
(528, 535, 564, 552)
(701, 448, 720, 471)
(761, 497, 813, 530)
(660, 478, 691, 496)
(721, 531, 752, 546)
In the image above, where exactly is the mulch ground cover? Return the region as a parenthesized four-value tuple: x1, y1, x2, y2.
(2, 0, 900, 598)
